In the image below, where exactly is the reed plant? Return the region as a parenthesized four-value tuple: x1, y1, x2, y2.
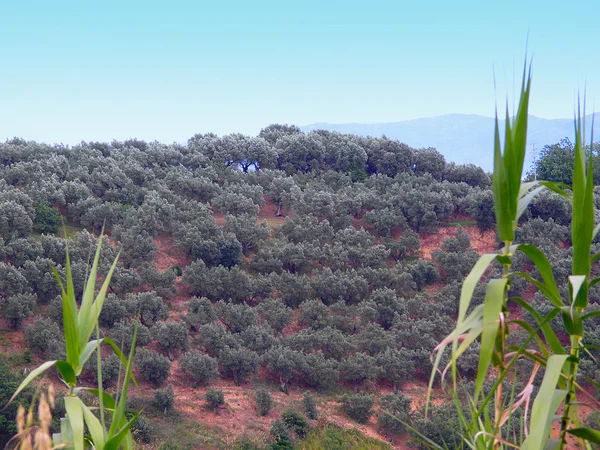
(6, 230, 139, 450)
(426, 59, 600, 449)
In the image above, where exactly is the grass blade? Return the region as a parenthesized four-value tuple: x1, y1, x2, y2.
(4, 360, 58, 407)
(81, 399, 107, 449)
(474, 278, 507, 401)
(521, 355, 568, 450)
(64, 396, 85, 450)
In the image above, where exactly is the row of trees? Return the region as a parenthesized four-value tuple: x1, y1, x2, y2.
(0, 130, 591, 448)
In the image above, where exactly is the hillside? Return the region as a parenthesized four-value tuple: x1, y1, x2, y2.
(302, 113, 600, 171)
(0, 129, 594, 449)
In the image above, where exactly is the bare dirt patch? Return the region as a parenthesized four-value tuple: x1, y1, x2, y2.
(153, 233, 191, 273)
(420, 225, 498, 260)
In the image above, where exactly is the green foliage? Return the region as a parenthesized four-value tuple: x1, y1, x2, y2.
(299, 352, 340, 392)
(377, 392, 412, 438)
(240, 325, 277, 354)
(530, 137, 575, 185)
(179, 350, 219, 385)
(171, 264, 183, 276)
(135, 348, 172, 386)
(427, 60, 600, 450)
(205, 387, 225, 412)
(198, 323, 240, 355)
(98, 293, 133, 327)
(299, 299, 330, 330)
(184, 297, 216, 331)
(462, 188, 496, 231)
(0, 293, 36, 329)
(131, 414, 154, 443)
(109, 319, 152, 352)
(405, 260, 439, 291)
(218, 347, 259, 385)
(6, 65, 600, 448)
(410, 403, 465, 449)
(33, 201, 61, 234)
(84, 353, 122, 386)
(0, 356, 32, 436)
(302, 392, 318, 420)
(376, 348, 415, 390)
(341, 394, 375, 424)
(257, 298, 294, 334)
(129, 291, 169, 326)
(24, 315, 65, 358)
(6, 231, 140, 450)
(217, 300, 259, 333)
(297, 423, 390, 450)
(443, 163, 491, 188)
(155, 320, 189, 355)
(255, 387, 273, 416)
(153, 384, 175, 414)
(432, 227, 479, 282)
(281, 409, 309, 438)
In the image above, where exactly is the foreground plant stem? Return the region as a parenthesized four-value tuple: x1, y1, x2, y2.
(559, 334, 581, 448)
(494, 242, 512, 446)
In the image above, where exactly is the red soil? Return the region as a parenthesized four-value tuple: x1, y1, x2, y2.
(212, 197, 288, 229)
(153, 233, 191, 273)
(420, 226, 498, 260)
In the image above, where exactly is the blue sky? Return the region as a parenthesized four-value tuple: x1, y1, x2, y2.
(1, 0, 599, 144)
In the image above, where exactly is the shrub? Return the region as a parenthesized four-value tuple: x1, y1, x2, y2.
(405, 260, 439, 291)
(240, 325, 277, 354)
(1, 293, 36, 329)
(179, 351, 219, 385)
(255, 387, 273, 416)
(24, 315, 64, 358)
(185, 297, 216, 331)
(217, 300, 259, 334)
(153, 384, 175, 414)
(47, 295, 63, 326)
(33, 202, 61, 234)
(131, 414, 153, 443)
(128, 291, 169, 326)
(0, 356, 32, 436)
(341, 394, 375, 424)
(84, 353, 121, 386)
(270, 420, 292, 449)
(172, 264, 183, 277)
(98, 294, 131, 328)
(109, 319, 152, 352)
(377, 392, 412, 438)
(205, 387, 225, 412)
(410, 404, 464, 449)
(302, 391, 318, 420)
(135, 348, 172, 386)
(198, 323, 240, 355)
(155, 320, 189, 356)
(218, 347, 259, 385)
(281, 410, 308, 438)
(340, 353, 379, 387)
(232, 436, 263, 450)
(298, 299, 330, 330)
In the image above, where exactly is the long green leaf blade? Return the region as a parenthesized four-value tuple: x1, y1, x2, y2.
(53, 263, 80, 368)
(4, 360, 57, 407)
(81, 400, 107, 449)
(567, 427, 600, 443)
(64, 396, 85, 450)
(474, 278, 507, 401)
(521, 355, 568, 450)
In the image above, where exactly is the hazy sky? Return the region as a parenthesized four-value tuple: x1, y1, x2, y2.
(1, 0, 599, 144)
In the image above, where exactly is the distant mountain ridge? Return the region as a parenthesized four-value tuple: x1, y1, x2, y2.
(301, 113, 600, 171)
